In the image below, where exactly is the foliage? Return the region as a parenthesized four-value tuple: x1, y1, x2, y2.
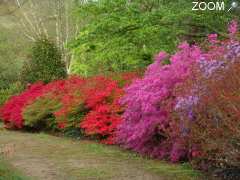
(23, 96, 61, 130)
(20, 38, 66, 84)
(0, 82, 24, 106)
(70, 0, 236, 76)
(117, 20, 240, 164)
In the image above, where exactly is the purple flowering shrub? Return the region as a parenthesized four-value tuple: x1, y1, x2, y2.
(117, 20, 240, 163)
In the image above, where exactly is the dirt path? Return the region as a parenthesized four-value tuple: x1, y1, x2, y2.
(0, 129, 201, 180)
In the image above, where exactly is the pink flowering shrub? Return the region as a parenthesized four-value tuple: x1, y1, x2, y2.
(117, 43, 202, 162)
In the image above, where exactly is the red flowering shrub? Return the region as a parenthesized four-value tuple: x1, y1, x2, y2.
(49, 76, 87, 129)
(0, 82, 46, 128)
(80, 105, 122, 144)
(0, 73, 134, 144)
(80, 76, 124, 144)
(0, 76, 87, 129)
(23, 96, 61, 130)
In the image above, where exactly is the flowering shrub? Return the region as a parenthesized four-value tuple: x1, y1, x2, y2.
(0, 74, 131, 144)
(189, 61, 240, 172)
(117, 43, 202, 161)
(117, 20, 240, 163)
(172, 20, 240, 177)
(49, 76, 87, 129)
(23, 96, 61, 130)
(0, 82, 46, 128)
(80, 76, 124, 144)
(0, 76, 87, 129)
(175, 20, 239, 118)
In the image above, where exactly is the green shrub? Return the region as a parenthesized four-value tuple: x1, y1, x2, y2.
(23, 96, 61, 130)
(0, 82, 24, 106)
(21, 38, 66, 84)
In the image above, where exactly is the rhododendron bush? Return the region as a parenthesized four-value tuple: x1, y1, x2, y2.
(174, 21, 240, 172)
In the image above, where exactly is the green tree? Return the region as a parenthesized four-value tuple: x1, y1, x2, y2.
(21, 38, 66, 84)
(70, 0, 237, 76)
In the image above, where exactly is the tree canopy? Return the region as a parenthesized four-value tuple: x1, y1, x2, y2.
(70, 0, 237, 76)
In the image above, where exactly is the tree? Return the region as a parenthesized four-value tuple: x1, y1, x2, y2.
(70, 0, 237, 76)
(14, 0, 77, 73)
(21, 38, 66, 84)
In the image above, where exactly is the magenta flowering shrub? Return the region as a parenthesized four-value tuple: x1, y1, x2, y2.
(117, 20, 240, 163)
(117, 42, 202, 162)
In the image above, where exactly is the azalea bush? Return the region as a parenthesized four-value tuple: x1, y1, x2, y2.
(169, 21, 240, 179)
(80, 76, 124, 144)
(117, 42, 202, 162)
(0, 73, 136, 144)
(47, 76, 87, 129)
(0, 76, 86, 129)
(0, 82, 46, 128)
